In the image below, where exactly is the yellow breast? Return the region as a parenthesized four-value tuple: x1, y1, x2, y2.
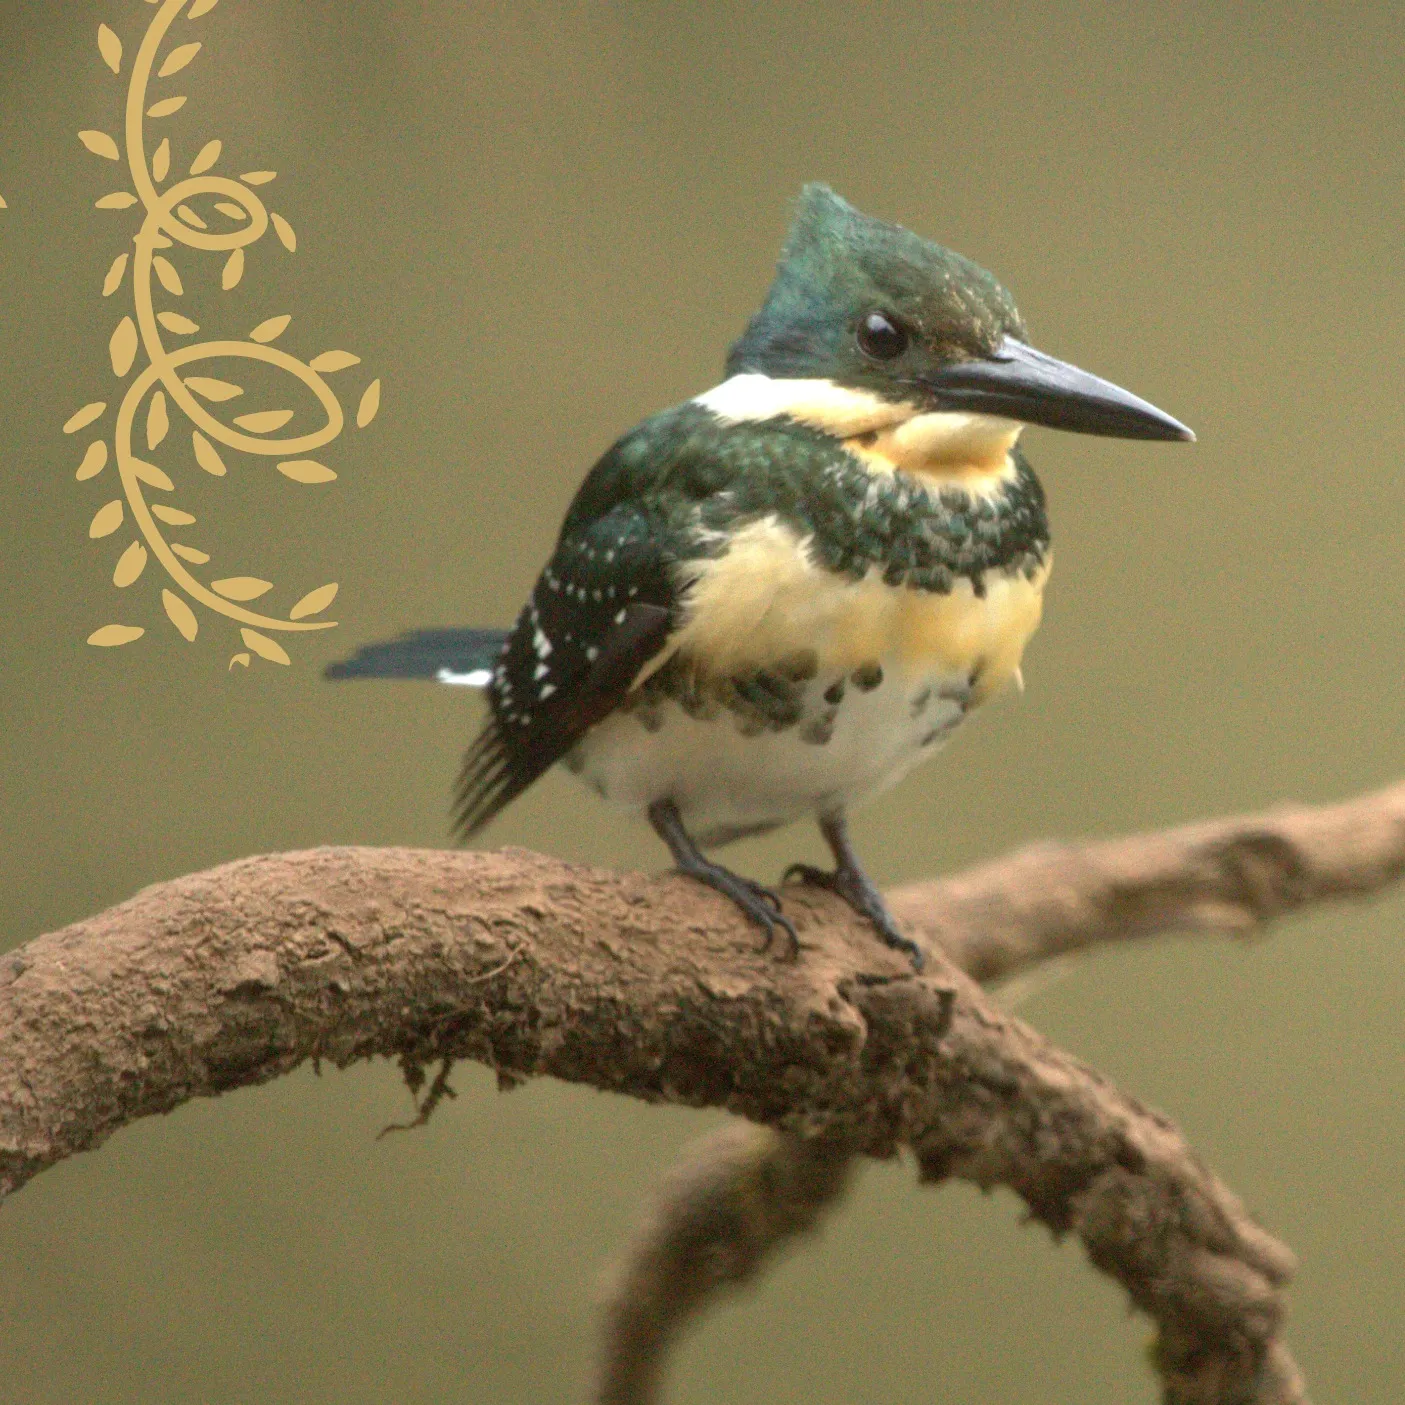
(666, 514, 1050, 705)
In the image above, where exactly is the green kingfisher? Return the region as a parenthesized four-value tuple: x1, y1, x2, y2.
(328, 185, 1192, 970)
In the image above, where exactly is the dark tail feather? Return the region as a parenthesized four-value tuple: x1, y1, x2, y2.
(451, 719, 536, 839)
(325, 627, 509, 681)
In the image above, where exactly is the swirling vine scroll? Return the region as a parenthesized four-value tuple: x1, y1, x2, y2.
(69, 0, 381, 668)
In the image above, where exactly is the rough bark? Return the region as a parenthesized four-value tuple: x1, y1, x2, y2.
(7, 782, 1403, 1401)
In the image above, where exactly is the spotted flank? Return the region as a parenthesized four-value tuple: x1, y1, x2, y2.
(572, 650, 977, 847)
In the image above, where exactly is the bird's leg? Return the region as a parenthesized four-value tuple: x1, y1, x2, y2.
(648, 798, 799, 959)
(784, 810, 924, 971)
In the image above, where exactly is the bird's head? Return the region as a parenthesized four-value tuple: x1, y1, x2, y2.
(723, 184, 1192, 449)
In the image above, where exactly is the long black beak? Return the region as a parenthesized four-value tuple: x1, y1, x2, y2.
(922, 336, 1194, 442)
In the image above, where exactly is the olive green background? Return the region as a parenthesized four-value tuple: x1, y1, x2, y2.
(1, 1, 1402, 1400)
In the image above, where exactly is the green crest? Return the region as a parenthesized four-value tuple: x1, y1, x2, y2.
(726, 185, 1025, 393)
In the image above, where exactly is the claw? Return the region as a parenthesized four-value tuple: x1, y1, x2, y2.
(782, 862, 837, 890)
(701, 872, 797, 959)
(746, 880, 787, 914)
(787, 812, 927, 973)
(747, 881, 800, 951)
(872, 916, 924, 972)
(756, 906, 800, 960)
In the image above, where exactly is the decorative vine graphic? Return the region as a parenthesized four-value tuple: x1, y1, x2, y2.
(70, 0, 381, 668)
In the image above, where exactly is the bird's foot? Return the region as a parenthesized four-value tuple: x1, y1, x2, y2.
(648, 797, 798, 959)
(679, 857, 799, 959)
(783, 861, 923, 972)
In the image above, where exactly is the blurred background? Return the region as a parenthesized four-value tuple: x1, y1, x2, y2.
(1, 1, 1402, 1400)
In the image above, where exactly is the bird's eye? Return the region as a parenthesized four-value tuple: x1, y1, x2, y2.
(857, 310, 909, 360)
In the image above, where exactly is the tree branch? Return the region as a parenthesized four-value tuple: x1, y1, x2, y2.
(7, 782, 1403, 1401)
(892, 777, 1405, 983)
(596, 1124, 854, 1405)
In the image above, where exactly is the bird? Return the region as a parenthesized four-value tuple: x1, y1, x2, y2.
(327, 184, 1192, 971)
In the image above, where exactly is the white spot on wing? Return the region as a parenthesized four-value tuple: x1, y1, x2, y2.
(437, 667, 492, 687)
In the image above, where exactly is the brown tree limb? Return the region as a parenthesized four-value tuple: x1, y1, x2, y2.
(6, 782, 1403, 1401)
(892, 777, 1405, 983)
(596, 1124, 854, 1405)
(594, 1124, 1308, 1405)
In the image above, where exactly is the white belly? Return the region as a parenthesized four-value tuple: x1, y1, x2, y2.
(567, 657, 972, 847)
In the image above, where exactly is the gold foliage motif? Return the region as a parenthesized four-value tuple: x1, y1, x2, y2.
(103, 253, 130, 296)
(250, 314, 290, 343)
(90, 500, 125, 537)
(130, 459, 175, 491)
(190, 430, 226, 476)
(212, 577, 273, 601)
(97, 24, 123, 75)
(146, 391, 170, 447)
(163, 588, 199, 640)
(80, 130, 121, 160)
(88, 624, 145, 646)
(158, 42, 202, 77)
(185, 376, 241, 401)
(310, 350, 360, 373)
(357, 379, 381, 428)
(157, 311, 200, 335)
(114, 540, 149, 587)
(277, 459, 336, 483)
(190, 139, 221, 174)
(271, 213, 296, 252)
(241, 628, 290, 665)
(77, 442, 109, 480)
(74, 0, 381, 666)
(64, 402, 108, 434)
(152, 254, 182, 294)
(233, 409, 293, 433)
(290, 582, 338, 619)
(109, 316, 139, 375)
